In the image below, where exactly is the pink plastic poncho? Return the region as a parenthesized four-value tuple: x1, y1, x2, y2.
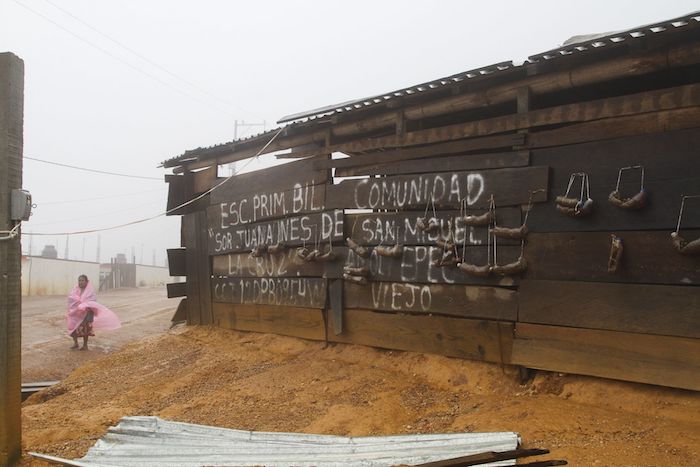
(66, 281, 121, 334)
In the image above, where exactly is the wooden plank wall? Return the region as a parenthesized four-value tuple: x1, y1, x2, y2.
(174, 54, 700, 391)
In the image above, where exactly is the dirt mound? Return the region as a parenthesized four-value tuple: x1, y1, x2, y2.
(21, 326, 700, 466)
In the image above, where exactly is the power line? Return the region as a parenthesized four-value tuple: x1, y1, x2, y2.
(25, 156, 162, 180)
(29, 199, 164, 227)
(41, 0, 264, 121)
(24, 128, 285, 236)
(12, 0, 240, 120)
(39, 188, 165, 206)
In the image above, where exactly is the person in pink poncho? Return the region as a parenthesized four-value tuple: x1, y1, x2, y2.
(66, 275, 121, 350)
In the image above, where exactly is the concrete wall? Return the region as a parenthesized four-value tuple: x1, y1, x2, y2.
(21, 256, 100, 296)
(22, 256, 174, 295)
(135, 264, 172, 287)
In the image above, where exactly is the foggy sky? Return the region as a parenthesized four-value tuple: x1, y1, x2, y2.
(1, 0, 697, 266)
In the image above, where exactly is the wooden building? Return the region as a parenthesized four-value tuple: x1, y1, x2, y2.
(163, 13, 700, 391)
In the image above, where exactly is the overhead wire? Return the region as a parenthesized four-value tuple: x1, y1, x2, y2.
(12, 0, 240, 120)
(29, 199, 164, 227)
(40, 188, 165, 206)
(25, 156, 162, 180)
(40, 0, 264, 121)
(23, 127, 285, 236)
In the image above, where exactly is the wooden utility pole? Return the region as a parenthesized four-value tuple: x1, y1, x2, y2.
(0, 52, 24, 467)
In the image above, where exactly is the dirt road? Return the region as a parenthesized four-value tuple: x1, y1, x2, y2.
(18, 287, 700, 466)
(21, 326, 700, 466)
(21, 286, 179, 381)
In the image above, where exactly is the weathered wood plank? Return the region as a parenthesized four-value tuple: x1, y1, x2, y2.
(343, 246, 522, 286)
(535, 177, 700, 232)
(320, 136, 525, 171)
(166, 282, 187, 298)
(345, 209, 521, 246)
(518, 280, 700, 338)
(210, 183, 326, 225)
(175, 42, 700, 172)
(166, 248, 186, 276)
(321, 44, 700, 141)
(327, 166, 549, 210)
(527, 106, 700, 149)
(212, 248, 343, 278)
(344, 281, 517, 320)
(328, 309, 514, 364)
(171, 298, 187, 322)
(334, 150, 530, 177)
(192, 166, 218, 193)
(207, 209, 344, 255)
(314, 132, 525, 164)
(329, 279, 343, 335)
(212, 277, 327, 308)
(511, 323, 700, 391)
(183, 214, 201, 325)
(409, 84, 700, 148)
(210, 159, 328, 202)
(165, 174, 186, 216)
(524, 231, 700, 285)
(196, 210, 213, 325)
(214, 245, 522, 285)
(213, 302, 326, 341)
(530, 128, 700, 231)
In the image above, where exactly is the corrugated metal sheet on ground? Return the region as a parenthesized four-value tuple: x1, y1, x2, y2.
(30, 416, 520, 466)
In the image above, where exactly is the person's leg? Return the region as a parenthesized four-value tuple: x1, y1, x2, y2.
(81, 335, 88, 350)
(71, 334, 79, 349)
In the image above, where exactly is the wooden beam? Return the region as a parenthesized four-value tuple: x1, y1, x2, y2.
(527, 105, 700, 148)
(334, 150, 530, 178)
(173, 41, 700, 172)
(316, 134, 526, 171)
(192, 165, 218, 193)
(518, 280, 700, 338)
(327, 166, 549, 210)
(524, 231, 700, 285)
(328, 309, 514, 364)
(213, 302, 326, 341)
(328, 42, 700, 139)
(329, 279, 343, 335)
(166, 248, 186, 276)
(171, 298, 187, 322)
(183, 214, 201, 325)
(344, 281, 517, 320)
(166, 282, 187, 298)
(196, 211, 213, 325)
(511, 323, 700, 391)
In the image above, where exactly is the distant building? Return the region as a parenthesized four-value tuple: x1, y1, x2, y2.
(40, 245, 57, 259)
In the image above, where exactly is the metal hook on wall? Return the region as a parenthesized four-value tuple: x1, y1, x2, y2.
(671, 195, 700, 255)
(609, 165, 648, 210)
(555, 172, 593, 218)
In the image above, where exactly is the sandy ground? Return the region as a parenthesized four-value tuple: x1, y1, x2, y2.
(20, 321, 700, 466)
(21, 286, 179, 381)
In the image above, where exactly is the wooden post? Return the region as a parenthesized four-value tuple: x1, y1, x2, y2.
(0, 52, 24, 467)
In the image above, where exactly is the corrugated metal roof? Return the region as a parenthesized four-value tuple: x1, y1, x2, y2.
(277, 11, 700, 125)
(30, 416, 520, 467)
(162, 10, 700, 167)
